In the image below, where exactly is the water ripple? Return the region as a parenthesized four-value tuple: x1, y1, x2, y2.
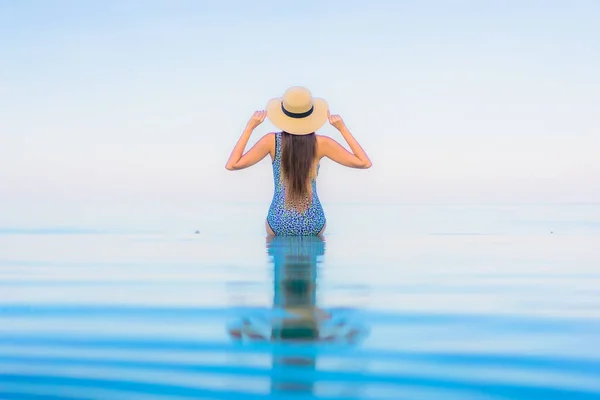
(1, 225, 600, 399)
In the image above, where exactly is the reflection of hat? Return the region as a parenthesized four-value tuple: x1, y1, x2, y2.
(266, 86, 329, 135)
(272, 320, 319, 341)
(227, 309, 367, 344)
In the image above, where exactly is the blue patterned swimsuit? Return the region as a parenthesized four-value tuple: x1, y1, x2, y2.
(266, 132, 326, 236)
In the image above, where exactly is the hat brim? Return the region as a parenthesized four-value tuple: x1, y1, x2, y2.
(266, 97, 328, 135)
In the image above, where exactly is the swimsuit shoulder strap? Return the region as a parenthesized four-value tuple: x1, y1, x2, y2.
(274, 131, 282, 162)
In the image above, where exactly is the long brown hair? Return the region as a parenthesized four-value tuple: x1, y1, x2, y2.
(280, 131, 317, 208)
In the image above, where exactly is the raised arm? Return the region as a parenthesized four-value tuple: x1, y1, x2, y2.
(225, 110, 274, 171)
(319, 112, 372, 169)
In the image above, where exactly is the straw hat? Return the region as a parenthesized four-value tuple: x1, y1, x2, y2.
(266, 86, 329, 135)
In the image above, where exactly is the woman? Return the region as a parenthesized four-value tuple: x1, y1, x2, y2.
(225, 86, 372, 236)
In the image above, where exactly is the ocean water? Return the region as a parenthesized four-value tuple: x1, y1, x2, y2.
(1, 204, 600, 399)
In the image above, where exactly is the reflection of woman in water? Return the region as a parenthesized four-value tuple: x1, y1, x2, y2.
(228, 235, 329, 341)
(228, 235, 366, 394)
(225, 86, 372, 236)
(269, 235, 326, 342)
(268, 235, 325, 393)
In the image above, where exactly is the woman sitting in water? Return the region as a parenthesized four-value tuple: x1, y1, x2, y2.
(225, 86, 372, 236)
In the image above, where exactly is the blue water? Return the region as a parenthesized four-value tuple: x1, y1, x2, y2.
(1, 204, 600, 399)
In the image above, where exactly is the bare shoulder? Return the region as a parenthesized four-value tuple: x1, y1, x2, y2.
(316, 134, 335, 147)
(315, 134, 329, 158)
(317, 135, 338, 147)
(261, 132, 276, 158)
(258, 132, 276, 144)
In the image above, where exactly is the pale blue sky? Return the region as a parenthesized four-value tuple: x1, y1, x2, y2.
(1, 0, 599, 227)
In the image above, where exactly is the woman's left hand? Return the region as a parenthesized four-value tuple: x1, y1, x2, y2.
(247, 110, 267, 130)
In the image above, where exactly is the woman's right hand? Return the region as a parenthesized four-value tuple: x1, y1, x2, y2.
(328, 110, 346, 130)
(247, 110, 267, 130)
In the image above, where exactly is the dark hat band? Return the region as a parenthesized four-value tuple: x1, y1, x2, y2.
(281, 102, 314, 119)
